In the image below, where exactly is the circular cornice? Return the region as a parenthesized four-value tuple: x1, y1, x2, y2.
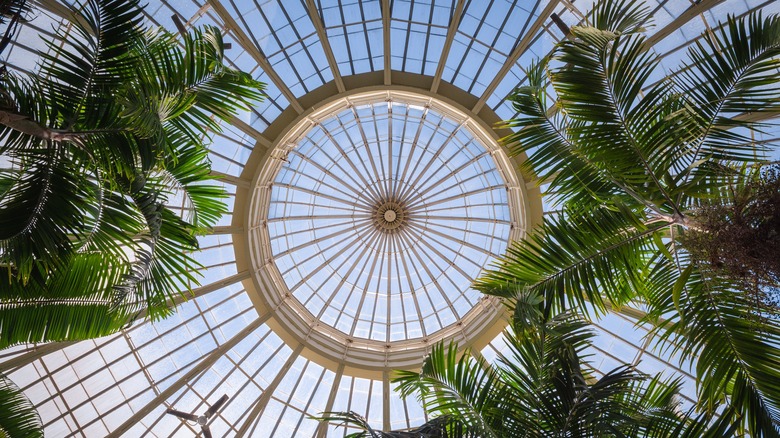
(233, 75, 544, 378)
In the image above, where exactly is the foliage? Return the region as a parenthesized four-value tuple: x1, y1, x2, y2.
(0, 0, 264, 348)
(475, 0, 780, 435)
(319, 295, 727, 437)
(0, 371, 42, 438)
(680, 163, 780, 307)
(315, 411, 457, 438)
(0, 0, 32, 56)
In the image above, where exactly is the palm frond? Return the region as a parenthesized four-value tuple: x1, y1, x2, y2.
(643, 249, 780, 437)
(393, 343, 507, 438)
(0, 147, 96, 284)
(0, 371, 43, 438)
(502, 61, 625, 212)
(126, 25, 263, 145)
(39, 0, 143, 112)
(314, 412, 462, 438)
(157, 134, 228, 229)
(312, 411, 382, 438)
(676, 12, 780, 183)
(475, 208, 660, 317)
(0, 0, 264, 348)
(587, 0, 650, 35)
(551, 26, 685, 214)
(0, 252, 133, 348)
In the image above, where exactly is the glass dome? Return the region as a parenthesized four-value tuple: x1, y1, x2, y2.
(264, 91, 514, 343)
(2, 0, 779, 437)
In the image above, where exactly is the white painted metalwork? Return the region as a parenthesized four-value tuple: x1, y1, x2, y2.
(263, 91, 512, 343)
(3, 0, 779, 436)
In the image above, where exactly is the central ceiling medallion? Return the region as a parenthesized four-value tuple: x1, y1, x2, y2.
(374, 199, 407, 232)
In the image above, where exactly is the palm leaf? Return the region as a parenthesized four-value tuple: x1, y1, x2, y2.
(0, 372, 43, 438)
(125, 25, 263, 145)
(0, 147, 96, 284)
(551, 27, 685, 214)
(502, 61, 626, 212)
(393, 343, 507, 438)
(475, 208, 661, 317)
(675, 12, 780, 182)
(0, 252, 133, 348)
(314, 412, 462, 438)
(157, 133, 228, 229)
(587, 0, 650, 35)
(643, 250, 780, 437)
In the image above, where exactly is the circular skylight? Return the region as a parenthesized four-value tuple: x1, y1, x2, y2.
(266, 95, 511, 342)
(246, 90, 526, 368)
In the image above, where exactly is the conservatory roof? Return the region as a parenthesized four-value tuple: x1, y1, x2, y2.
(3, 0, 780, 436)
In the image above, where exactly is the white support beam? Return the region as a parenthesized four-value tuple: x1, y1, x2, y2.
(473, 0, 561, 114)
(174, 271, 251, 306)
(211, 170, 250, 188)
(305, 0, 345, 93)
(235, 344, 305, 437)
(736, 110, 780, 124)
(431, 0, 466, 94)
(643, 0, 726, 50)
(0, 342, 76, 373)
(210, 225, 244, 235)
(208, 0, 304, 114)
(382, 0, 392, 85)
(315, 363, 345, 438)
(228, 116, 273, 150)
(105, 313, 271, 438)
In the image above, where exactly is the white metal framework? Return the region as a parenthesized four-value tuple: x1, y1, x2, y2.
(246, 89, 524, 372)
(267, 93, 512, 342)
(2, 0, 779, 437)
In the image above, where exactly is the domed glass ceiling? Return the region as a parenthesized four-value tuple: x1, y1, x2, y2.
(2, 0, 780, 437)
(266, 92, 511, 342)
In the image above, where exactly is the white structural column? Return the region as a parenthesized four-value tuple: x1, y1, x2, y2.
(207, 0, 304, 114)
(382, 0, 391, 85)
(235, 344, 305, 437)
(105, 313, 271, 437)
(472, 0, 561, 114)
(304, 0, 345, 93)
(382, 370, 391, 431)
(315, 363, 346, 438)
(430, 0, 466, 94)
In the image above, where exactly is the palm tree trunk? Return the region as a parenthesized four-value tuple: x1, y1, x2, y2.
(650, 213, 703, 231)
(0, 109, 84, 142)
(0, 109, 124, 146)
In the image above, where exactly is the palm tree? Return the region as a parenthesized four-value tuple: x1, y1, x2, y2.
(474, 0, 780, 435)
(319, 294, 727, 437)
(0, 0, 264, 348)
